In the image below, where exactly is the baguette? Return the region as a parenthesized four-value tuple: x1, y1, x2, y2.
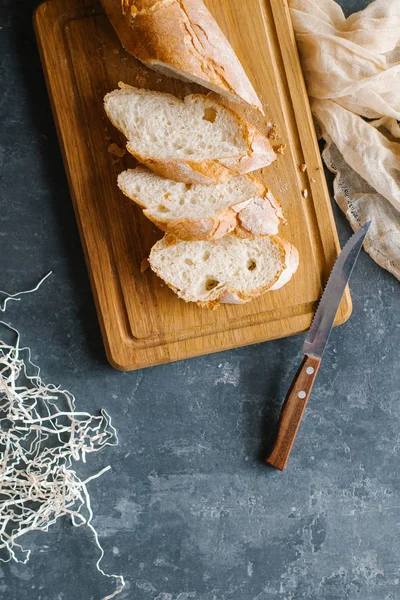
(118, 167, 284, 240)
(104, 84, 275, 184)
(149, 233, 299, 308)
(100, 0, 264, 113)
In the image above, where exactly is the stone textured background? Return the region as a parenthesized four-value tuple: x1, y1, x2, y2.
(0, 0, 399, 598)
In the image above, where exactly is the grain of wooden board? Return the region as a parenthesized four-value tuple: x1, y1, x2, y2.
(34, 0, 352, 371)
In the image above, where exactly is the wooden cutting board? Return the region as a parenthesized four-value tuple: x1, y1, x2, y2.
(34, 0, 351, 371)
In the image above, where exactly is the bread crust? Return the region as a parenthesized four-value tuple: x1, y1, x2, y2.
(149, 234, 299, 308)
(268, 237, 299, 291)
(104, 85, 276, 184)
(100, 0, 264, 113)
(146, 209, 237, 240)
(118, 170, 283, 240)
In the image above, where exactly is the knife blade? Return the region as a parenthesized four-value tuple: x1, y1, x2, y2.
(266, 221, 371, 470)
(304, 221, 371, 359)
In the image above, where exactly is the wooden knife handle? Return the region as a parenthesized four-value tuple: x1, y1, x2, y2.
(266, 355, 321, 471)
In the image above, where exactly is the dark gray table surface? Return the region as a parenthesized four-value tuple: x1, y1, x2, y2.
(1, 1, 399, 599)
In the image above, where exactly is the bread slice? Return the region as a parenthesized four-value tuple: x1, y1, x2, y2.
(118, 167, 284, 240)
(149, 234, 299, 308)
(104, 84, 276, 184)
(100, 0, 264, 114)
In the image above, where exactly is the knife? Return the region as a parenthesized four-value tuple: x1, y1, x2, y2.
(266, 221, 371, 471)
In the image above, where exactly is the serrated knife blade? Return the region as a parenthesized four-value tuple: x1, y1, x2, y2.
(303, 221, 371, 359)
(266, 221, 371, 470)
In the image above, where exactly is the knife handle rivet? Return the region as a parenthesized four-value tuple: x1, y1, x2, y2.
(306, 367, 315, 375)
(298, 391, 306, 399)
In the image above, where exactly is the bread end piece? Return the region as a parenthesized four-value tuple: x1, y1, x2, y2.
(100, 0, 265, 115)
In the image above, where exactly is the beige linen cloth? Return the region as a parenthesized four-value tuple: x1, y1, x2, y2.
(289, 0, 400, 279)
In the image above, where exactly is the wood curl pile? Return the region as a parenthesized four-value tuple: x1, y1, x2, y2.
(0, 274, 125, 599)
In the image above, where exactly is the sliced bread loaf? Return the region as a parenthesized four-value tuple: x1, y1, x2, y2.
(149, 234, 299, 308)
(100, 0, 264, 114)
(118, 167, 284, 240)
(104, 84, 276, 184)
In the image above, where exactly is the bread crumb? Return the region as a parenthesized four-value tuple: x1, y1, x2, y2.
(299, 163, 307, 172)
(134, 74, 149, 88)
(311, 177, 316, 183)
(108, 143, 126, 158)
(267, 125, 278, 139)
(140, 258, 150, 273)
(302, 189, 309, 199)
(112, 48, 119, 55)
(273, 144, 286, 155)
(122, 0, 138, 14)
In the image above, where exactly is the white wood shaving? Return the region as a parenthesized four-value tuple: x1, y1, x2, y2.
(0, 272, 52, 312)
(0, 274, 125, 599)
